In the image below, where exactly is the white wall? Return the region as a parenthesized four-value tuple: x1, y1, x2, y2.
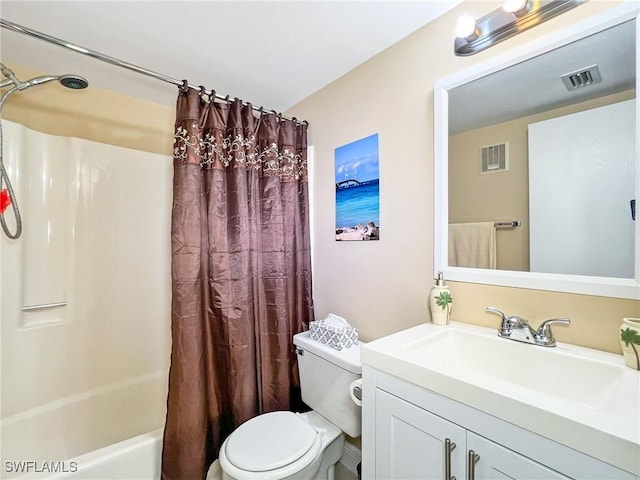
(0, 121, 172, 470)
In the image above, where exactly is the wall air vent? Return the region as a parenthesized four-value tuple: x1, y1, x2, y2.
(561, 64, 602, 90)
(480, 142, 508, 175)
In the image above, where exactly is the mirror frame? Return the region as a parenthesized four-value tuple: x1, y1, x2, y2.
(434, 3, 640, 300)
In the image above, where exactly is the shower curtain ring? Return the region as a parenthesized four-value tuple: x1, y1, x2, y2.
(254, 106, 265, 132)
(179, 79, 189, 94)
(199, 85, 209, 103)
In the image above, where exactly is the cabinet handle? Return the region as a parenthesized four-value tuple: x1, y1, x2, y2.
(444, 438, 456, 480)
(467, 450, 480, 480)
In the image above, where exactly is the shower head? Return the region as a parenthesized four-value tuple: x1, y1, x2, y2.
(22, 73, 89, 90)
(0, 64, 90, 113)
(58, 74, 89, 90)
(0, 64, 89, 92)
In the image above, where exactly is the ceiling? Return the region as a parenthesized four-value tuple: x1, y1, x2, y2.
(449, 19, 636, 134)
(0, 1, 463, 112)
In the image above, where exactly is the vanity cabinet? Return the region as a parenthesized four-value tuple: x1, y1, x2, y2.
(363, 367, 637, 480)
(375, 389, 465, 479)
(375, 389, 568, 480)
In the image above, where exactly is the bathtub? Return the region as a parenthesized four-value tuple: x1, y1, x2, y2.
(15, 430, 163, 480)
(13, 429, 222, 480)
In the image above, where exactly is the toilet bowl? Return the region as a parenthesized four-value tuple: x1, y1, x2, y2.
(217, 331, 362, 480)
(218, 411, 343, 480)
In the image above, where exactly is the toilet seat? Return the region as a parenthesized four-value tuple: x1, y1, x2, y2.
(219, 411, 323, 479)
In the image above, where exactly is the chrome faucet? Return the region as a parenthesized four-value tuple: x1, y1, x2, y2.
(486, 307, 570, 347)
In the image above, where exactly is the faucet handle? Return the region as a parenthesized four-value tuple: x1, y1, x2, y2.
(486, 307, 511, 335)
(535, 318, 571, 346)
(486, 306, 507, 318)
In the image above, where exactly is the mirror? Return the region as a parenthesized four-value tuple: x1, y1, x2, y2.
(434, 4, 640, 299)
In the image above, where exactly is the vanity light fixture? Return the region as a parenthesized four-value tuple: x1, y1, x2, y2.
(502, 0, 531, 16)
(455, 14, 480, 41)
(454, 0, 586, 56)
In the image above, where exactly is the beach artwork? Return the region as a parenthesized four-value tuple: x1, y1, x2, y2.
(335, 133, 380, 241)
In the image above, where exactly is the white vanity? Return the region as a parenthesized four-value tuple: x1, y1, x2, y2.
(361, 322, 640, 480)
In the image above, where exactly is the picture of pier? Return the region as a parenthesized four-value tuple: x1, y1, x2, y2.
(335, 133, 380, 241)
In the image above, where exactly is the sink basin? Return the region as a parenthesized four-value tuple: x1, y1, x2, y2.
(361, 321, 640, 476)
(402, 327, 624, 409)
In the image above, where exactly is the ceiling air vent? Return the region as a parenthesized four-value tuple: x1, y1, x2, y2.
(561, 64, 602, 90)
(481, 142, 508, 175)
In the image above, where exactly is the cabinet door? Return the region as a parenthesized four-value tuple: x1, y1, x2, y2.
(375, 389, 466, 480)
(467, 432, 570, 480)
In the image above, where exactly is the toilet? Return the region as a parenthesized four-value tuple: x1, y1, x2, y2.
(217, 330, 362, 480)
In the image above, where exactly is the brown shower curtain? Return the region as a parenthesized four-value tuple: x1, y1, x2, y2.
(161, 89, 314, 480)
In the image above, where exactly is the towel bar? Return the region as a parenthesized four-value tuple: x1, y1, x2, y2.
(494, 220, 521, 228)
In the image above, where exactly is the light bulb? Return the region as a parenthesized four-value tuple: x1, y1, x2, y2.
(503, 0, 530, 15)
(455, 15, 478, 40)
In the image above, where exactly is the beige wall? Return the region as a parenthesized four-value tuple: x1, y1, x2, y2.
(288, 0, 639, 354)
(449, 89, 635, 272)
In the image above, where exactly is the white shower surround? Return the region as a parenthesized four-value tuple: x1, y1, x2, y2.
(0, 121, 172, 475)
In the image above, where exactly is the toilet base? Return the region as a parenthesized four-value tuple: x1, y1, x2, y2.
(218, 411, 345, 480)
(207, 459, 222, 480)
(302, 411, 345, 480)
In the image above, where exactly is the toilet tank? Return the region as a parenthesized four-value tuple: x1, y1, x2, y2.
(293, 331, 362, 437)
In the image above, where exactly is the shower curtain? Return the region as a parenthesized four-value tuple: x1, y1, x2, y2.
(161, 89, 314, 480)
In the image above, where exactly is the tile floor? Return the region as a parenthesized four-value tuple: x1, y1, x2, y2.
(336, 461, 359, 480)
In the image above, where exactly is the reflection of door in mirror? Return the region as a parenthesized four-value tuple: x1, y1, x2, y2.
(529, 99, 635, 279)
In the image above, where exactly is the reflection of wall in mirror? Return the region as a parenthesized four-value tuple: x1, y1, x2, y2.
(448, 89, 635, 272)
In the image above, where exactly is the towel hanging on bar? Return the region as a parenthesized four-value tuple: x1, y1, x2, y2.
(449, 222, 496, 269)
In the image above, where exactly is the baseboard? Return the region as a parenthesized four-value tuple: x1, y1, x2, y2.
(339, 441, 361, 476)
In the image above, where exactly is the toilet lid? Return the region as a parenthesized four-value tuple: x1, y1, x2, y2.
(225, 411, 319, 472)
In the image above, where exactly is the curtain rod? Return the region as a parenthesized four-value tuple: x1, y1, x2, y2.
(0, 18, 306, 125)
